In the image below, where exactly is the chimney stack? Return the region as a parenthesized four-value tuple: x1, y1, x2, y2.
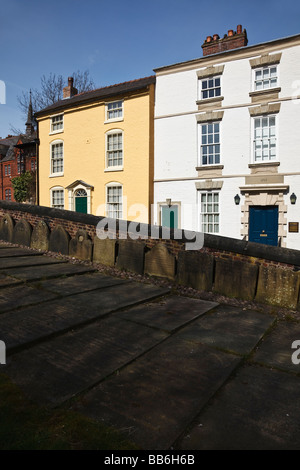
(63, 76, 78, 99)
(202, 25, 248, 56)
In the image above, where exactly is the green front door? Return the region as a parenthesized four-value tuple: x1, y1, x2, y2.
(75, 189, 87, 214)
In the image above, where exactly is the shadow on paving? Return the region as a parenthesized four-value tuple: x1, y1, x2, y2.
(1, 243, 300, 449)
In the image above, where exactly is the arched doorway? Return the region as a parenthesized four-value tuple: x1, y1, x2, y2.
(75, 189, 87, 214)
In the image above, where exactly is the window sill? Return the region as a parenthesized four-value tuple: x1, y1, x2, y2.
(196, 164, 224, 171)
(249, 87, 281, 97)
(196, 96, 224, 106)
(49, 130, 64, 136)
(249, 162, 280, 168)
(104, 118, 124, 124)
(104, 167, 124, 172)
(49, 173, 64, 177)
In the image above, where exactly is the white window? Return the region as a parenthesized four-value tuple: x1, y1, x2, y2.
(200, 192, 219, 233)
(254, 66, 277, 91)
(106, 131, 123, 168)
(201, 76, 221, 99)
(51, 187, 64, 209)
(253, 115, 276, 162)
(51, 141, 64, 175)
(106, 184, 122, 219)
(106, 101, 123, 121)
(200, 122, 220, 165)
(51, 114, 64, 133)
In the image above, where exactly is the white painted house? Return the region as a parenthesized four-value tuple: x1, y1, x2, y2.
(153, 25, 300, 249)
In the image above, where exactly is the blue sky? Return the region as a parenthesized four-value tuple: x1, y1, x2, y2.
(1, 0, 300, 137)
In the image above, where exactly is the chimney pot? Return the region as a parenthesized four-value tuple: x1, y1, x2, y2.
(228, 29, 234, 36)
(237, 24, 242, 34)
(68, 77, 73, 86)
(213, 34, 220, 41)
(206, 36, 212, 43)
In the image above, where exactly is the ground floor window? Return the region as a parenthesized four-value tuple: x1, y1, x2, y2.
(106, 184, 122, 219)
(51, 188, 64, 209)
(5, 189, 11, 201)
(200, 191, 219, 233)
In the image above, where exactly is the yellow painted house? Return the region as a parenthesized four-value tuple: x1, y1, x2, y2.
(35, 76, 155, 223)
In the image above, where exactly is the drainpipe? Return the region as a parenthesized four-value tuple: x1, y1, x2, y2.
(35, 124, 40, 205)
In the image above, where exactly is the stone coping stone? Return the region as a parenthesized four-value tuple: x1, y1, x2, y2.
(0, 284, 58, 313)
(0, 263, 96, 282)
(4, 316, 168, 406)
(0, 255, 66, 269)
(252, 321, 300, 373)
(75, 336, 241, 450)
(115, 296, 218, 332)
(213, 258, 258, 301)
(2, 282, 170, 352)
(176, 304, 275, 355)
(35, 273, 127, 296)
(178, 364, 300, 450)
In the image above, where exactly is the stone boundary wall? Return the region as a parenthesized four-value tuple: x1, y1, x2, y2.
(0, 201, 300, 310)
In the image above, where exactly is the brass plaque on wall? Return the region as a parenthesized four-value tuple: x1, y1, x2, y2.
(289, 222, 299, 233)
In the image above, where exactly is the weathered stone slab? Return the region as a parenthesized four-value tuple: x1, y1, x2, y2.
(49, 225, 70, 255)
(144, 244, 175, 280)
(213, 258, 258, 300)
(93, 237, 116, 266)
(117, 295, 218, 332)
(31, 220, 50, 251)
(12, 219, 32, 247)
(177, 305, 275, 355)
(75, 337, 241, 450)
(253, 322, 300, 373)
(0, 263, 94, 282)
(116, 240, 145, 274)
(69, 229, 93, 261)
(0, 255, 65, 269)
(180, 365, 300, 450)
(0, 284, 57, 313)
(255, 265, 300, 309)
(0, 247, 41, 257)
(0, 214, 14, 242)
(4, 316, 168, 405)
(0, 274, 21, 287)
(177, 251, 214, 292)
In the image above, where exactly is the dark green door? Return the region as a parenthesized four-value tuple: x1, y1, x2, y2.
(75, 189, 87, 214)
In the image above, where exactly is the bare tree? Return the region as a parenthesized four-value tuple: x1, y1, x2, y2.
(17, 70, 96, 118)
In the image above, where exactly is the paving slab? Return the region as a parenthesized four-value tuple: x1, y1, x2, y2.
(0, 284, 58, 313)
(0, 255, 67, 269)
(0, 247, 43, 257)
(1, 282, 170, 351)
(0, 273, 22, 288)
(115, 296, 218, 332)
(4, 316, 168, 406)
(74, 336, 241, 450)
(253, 321, 300, 372)
(0, 263, 96, 281)
(177, 364, 300, 450)
(175, 304, 275, 355)
(35, 272, 127, 295)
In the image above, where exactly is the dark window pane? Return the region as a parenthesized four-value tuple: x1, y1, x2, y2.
(209, 89, 214, 98)
(215, 77, 220, 87)
(202, 80, 207, 89)
(215, 88, 221, 96)
(202, 90, 208, 99)
(208, 79, 214, 88)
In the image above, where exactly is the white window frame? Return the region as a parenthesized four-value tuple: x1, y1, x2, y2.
(252, 114, 277, 163)
(199, 121, 221, 166)
(253, 65, 278, 92)
(105, 100, 124, 122)
(50, 113, 64, 134)
(199, 191, 220, 234)
(50, 140, 64, 176)
(105, 130, 124, 171)
(50, 186, 64, 209)
(106, 182, 123, 219)
(200, 75, 221, 100)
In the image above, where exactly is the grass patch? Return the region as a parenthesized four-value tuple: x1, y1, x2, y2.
(0, 374, 139, 450)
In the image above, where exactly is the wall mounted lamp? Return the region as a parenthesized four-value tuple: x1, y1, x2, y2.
(166, 198, 172, 207)
(290, 193, 297, 205)
(234, 194, 241, 205)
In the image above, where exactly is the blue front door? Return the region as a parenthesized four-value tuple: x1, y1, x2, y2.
(249, 206, 278, 246)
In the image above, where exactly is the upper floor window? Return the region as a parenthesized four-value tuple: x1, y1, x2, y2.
(201, 76, 221, 100)
(51, 114, 64, 133)
(254, 66, 277, 91)
(51, 141, 64, 175)
(106, 184, 122, 219)
(51, 187, 64, 209)
(200, 122, 220, 165)
(253, 115, 276, 162)
(106, 101, 123, 121)
(106, 131, 123, 169)
(4, 165, 10, 176)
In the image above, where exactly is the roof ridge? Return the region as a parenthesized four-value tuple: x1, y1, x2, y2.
(74, 75, 156, 98)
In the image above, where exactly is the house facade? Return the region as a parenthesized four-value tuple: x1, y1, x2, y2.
(35, 76, 155, 223)
(153, 26, 300, 249)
